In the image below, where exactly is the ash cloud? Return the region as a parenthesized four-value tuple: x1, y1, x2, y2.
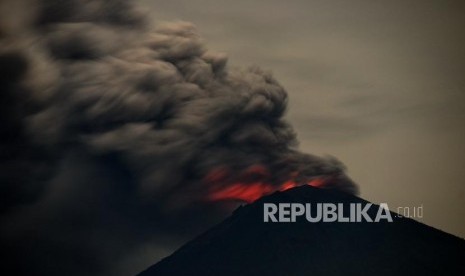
(0, 0, 358, 275)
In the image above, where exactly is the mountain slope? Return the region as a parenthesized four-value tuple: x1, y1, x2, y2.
(138, 185, 465, 276)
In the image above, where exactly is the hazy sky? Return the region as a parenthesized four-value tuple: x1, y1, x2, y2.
(141, 0, 465, 237)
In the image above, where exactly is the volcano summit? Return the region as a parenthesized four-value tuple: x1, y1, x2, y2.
(139, 185, 465, 276)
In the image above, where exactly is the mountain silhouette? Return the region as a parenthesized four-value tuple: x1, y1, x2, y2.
(138, 185, 465, 276)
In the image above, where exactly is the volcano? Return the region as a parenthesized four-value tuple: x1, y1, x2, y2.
(138, 185, 465, 276)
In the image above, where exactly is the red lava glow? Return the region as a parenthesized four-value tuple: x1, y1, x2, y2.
(205, 166, 327, 203)
(308, 177, 326, 187)
(209, 182, 275, 203)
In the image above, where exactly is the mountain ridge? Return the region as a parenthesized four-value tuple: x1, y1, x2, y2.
(138, 185, 465, 276)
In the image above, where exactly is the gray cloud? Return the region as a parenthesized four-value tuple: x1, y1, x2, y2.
(0, 0, 358, 275)
(138, 0, 465, 239)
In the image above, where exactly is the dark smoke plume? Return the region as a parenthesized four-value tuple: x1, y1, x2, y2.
(0, 0, 358, 275)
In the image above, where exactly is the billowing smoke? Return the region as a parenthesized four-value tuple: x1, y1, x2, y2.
(0, 0, 358, 275)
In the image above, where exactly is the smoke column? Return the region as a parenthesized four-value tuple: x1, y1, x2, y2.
(0, 0, 358, 275)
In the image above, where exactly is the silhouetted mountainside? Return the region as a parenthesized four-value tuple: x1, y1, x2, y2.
(138, 186, 465, 276)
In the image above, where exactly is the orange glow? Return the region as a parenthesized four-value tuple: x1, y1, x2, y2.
(208, 179, 325, 203)
(209, 182, 275, 203)
(308, 177, 326, 187)
(205, 165, 328, 203)
(280, 180, 297, 191)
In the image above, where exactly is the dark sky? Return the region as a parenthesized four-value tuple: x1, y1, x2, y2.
(141, 0, 465, 237)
